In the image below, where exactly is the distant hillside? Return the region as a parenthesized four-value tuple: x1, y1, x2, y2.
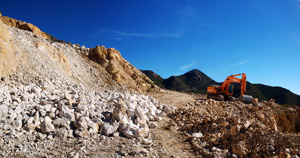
(141, 70, 165, 89)
(248, 84, 300, 105)
(142, 69, 300, 105)
(163, 69, 217, 93)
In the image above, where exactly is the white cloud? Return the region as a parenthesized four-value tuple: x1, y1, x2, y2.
(231, 60, 249, 67)
(180, 61, 196, 70)
(171, 72, 181, 76)
(89, 29, 182, 39)
(220, 70, 227, 74)
(112, 30, 182, 38)
(180, 6, 197, 16)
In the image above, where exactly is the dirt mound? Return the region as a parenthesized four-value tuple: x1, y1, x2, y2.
(168, 99, 300, 157)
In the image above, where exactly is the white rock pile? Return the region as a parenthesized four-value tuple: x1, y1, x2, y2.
(0, 75, 172, 142)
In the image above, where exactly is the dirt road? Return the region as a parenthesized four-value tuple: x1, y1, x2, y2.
(149, 90, 201, 157)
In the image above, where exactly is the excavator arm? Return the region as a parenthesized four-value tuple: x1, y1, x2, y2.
(207, 73, 252, 103)
(218, 73, 246, 95)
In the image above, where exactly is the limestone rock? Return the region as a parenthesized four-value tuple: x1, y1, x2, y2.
(192, 132, 203, 138)
(52, 118, 70, 129)
(87, 121, 99, 133)
(56, 127, 68, 140)
(73, 117, 88, 129)
(112, 102, 128, 121)
(60, 105, 75, 122)
(134, 107, 147, 119)
(119, 123, 139, 138)
(74, 128, 89, 138)
(101, 123, 117, 136)
(41, 116, 55, 134)
(141, 138, 152, 145)
(0, 104, 9, 118)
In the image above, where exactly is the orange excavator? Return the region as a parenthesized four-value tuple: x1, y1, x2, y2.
(207, 73, 253, 103)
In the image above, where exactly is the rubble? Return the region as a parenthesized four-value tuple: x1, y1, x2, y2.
(169, 99, 300, 157)
(0, 74, 167, 157)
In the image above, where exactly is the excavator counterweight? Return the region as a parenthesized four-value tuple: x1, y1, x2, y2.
(207, 73, 253, 104)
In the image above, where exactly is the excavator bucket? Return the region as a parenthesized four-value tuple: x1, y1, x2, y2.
(239, 95, 253, 104)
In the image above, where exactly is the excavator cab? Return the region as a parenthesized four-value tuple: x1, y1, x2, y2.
(228, 84, 233, 95)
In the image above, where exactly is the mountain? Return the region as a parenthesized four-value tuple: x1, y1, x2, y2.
(247, 83, 300, 105)
(163, 69, 217, 93)
(141, 70, 165, 88)
(142, 69, 300, 105)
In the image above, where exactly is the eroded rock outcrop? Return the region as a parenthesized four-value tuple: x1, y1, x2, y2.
(0, 14, 52, 40)
(88, 45, 158, 93)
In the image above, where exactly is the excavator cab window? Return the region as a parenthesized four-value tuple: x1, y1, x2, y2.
(228, 84, 233, 94)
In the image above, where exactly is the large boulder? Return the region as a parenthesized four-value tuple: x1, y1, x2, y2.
(112, 101, 128, 122)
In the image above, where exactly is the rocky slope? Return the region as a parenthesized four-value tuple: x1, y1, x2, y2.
(0, 14, 157, 94)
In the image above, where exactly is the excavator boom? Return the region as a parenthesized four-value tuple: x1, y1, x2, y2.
(207, 73, 253, 103)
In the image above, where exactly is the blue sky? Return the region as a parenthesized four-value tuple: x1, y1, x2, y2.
(1, 0, 300, 95)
